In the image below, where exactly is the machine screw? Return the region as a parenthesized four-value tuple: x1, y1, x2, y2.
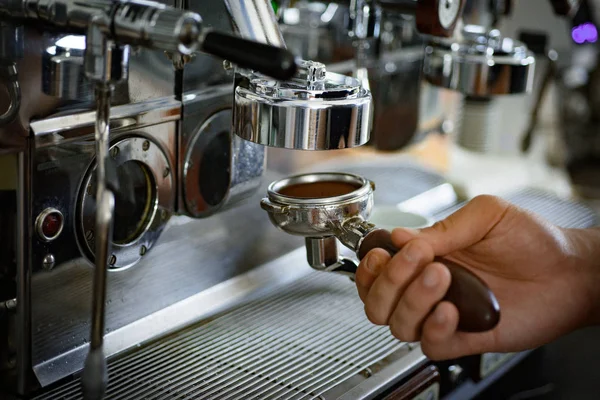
(448, 364, 463, 384)
(163, 167, 170, 178)
(85, 230, 94, 242)
(109, 255, 117, 266)
(140, 246, 147, 256)
(441, 119, 454, 135)
(110, 146, 119, 158)
(4, 298, 16, 311)
(42, 254, 56, 271)
(142, 140, 150, 151)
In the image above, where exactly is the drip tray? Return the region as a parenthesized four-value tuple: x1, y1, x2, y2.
(34, 273, 417, 400)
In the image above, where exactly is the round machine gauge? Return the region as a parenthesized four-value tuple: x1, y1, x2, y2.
(77, 136, 174, 270)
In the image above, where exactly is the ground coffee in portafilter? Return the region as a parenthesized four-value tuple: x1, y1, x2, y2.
(277, 181, 360, 199)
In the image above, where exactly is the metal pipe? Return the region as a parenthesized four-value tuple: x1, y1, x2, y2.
(0, 63, 20, 124)
(89, 83, 112, 348)
(16, 146, 32, 395)
(81, 81, 114, 400)
(222, 0, 286, 47)
(93, 84, 111, 210)
(88, 189, 113, 348)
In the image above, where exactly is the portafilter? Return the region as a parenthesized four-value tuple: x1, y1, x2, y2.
(261, 172, 500, 333)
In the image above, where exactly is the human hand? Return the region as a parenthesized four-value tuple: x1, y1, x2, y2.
(355, 195, 600, 360)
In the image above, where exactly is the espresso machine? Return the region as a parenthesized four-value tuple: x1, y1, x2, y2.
(0, 1, 595, 400)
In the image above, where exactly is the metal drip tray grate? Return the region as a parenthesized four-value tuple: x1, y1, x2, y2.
(34, 273, 407, 400)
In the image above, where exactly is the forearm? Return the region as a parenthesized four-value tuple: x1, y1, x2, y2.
(565, 227, 600, 326)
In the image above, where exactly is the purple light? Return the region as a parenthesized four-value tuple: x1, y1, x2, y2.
(572, 23, 598, 44)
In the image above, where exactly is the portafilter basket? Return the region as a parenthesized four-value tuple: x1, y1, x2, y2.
(261, 172, 500, 333)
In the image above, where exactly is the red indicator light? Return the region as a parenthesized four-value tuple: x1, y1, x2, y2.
(37, 208, 64, 241)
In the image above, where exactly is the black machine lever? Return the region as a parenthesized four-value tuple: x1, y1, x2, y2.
(201, 31, 298, 81)
(548, 0, 581, 16)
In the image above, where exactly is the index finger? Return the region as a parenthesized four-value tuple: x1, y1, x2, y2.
(355, 248, 391, 302)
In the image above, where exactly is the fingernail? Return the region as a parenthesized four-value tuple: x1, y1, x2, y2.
(422, 266, 439, 288)
(365, 253, 380, 273)
(401, 242, 419, 263)
(434, 306, 446, 325)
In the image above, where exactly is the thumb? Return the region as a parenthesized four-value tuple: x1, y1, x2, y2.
(393, 195, 511, 255)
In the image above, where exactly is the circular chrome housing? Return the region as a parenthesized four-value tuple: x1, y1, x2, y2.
(184, 109, 231, 217)
(261, 172, 375, 237)
(234, 60, 373, 150)
(77, 136, 174, 270)
(183, 108, 266, 218)
(423, 29, 536, 96)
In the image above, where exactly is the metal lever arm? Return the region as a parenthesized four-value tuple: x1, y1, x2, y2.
(201, 31, 297, 81)
(81, 80, 115, 400)
(1, 0, 298, 80)
(81, 188, 113, 400)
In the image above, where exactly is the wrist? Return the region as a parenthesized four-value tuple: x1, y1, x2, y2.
(565, 227, 600, 327)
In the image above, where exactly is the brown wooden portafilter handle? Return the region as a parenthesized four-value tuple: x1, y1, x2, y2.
(357, 229, 500, 333)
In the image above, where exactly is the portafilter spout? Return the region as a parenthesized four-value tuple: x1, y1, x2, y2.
(261, 172, 501, 333)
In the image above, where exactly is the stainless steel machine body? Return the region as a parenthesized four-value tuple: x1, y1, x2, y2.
(0, 0, 591, 399)
(0, 0, 415, 396)
(0, 1, 306, 395)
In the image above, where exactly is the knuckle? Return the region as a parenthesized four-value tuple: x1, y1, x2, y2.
(430, 219, 451, 235)
(354, 266, 370, 287)
(384, 240, 433, 285)
(389, 320, 413, 342)
(471, 194, 496, 205)
(364, 304, 386, 326)
(383, 261, 404, 285)
(409, 239, 433, 258)
(471, 194, 506, 210)
(399, 294, 421, 316)
(421, 326, 442, 346)
(420, 342, 444, 361)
